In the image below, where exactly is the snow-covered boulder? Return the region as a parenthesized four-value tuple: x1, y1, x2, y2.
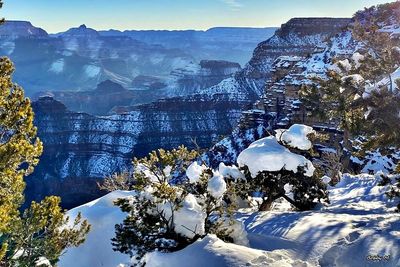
(218, 162, 245, 181)
(207, 171, 227, 199)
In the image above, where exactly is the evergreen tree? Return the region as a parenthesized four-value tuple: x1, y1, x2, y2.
(351, 2, 400, 150)
(4, 196, 90, 266)
(0, 19, 91, 265)
(300, 1, 400, 153)
(110, 147, 238, 266)
(299, 69, 364, 150)
(378, 172, 400, 212)
(234, 131, 329, 212)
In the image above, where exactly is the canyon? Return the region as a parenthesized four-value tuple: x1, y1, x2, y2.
(21, 17, 354, 207)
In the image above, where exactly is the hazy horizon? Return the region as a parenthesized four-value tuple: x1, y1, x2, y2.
(1, 0, 392, 33)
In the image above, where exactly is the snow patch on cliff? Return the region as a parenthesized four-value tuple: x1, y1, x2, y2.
(84, 64, 101, 78)
(49, 59, 65, 74)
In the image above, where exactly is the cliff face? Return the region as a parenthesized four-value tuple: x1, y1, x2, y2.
(46, 80, 136, 115)
(204, 18, 351, 101)
(28, 96, 250, 208)
(167, 60, 242, 97)
(0, 21, 48, 38)
(41, 60, 242, 115)
(0, 21, 274, 96)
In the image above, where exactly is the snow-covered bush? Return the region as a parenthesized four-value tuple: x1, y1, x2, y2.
(235, 125, 329, 211)
(111, 146, 240, 266)
(378, 172, 400, 212)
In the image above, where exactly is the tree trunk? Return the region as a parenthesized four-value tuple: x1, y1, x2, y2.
(259, 196, 276, 211)
(341, 127, 352, 171)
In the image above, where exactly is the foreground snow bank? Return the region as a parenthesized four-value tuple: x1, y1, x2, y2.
(59, 191, 134, 267)
(60, 174, 399, 267)
(145, 234, 310, 267)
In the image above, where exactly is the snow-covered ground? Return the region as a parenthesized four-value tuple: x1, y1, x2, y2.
(241, 174, 400, 267)
(59, 173, 400, 267)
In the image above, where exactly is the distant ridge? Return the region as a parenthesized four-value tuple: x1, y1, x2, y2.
(0, 20, 48, 38)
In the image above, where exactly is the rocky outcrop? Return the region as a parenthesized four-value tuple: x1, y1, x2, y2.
(167, 60, 241, 96)
(204, 18, 351, 101)
(0, 22, 195, 95)
(28, 95, 250, 208)
(0, 21, 48, 38)
(60, 24, 100, 38)
(44, 80, 136, 115)
(35, 60, 241, 115)
(38, 59, 242, 115)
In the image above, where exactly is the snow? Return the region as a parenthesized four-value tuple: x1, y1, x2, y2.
(35, 257, 51, 266)
(361, 151, 398, 174)
(186, 161, 207, 183)
(321, 175, 331, 184)
(275, 124, 315, 151)
(49, 59, 65, 74)
(342, 74, 364, 86)
(237, 136, 315, 177)
(334, 59, 352, 73)
(379, 24, 400, 37)
(162, 194, 206, 239)
(207, 171, 227, 198)
(352, 52, 364, 68)
(84, 64, 101, 78)
(60, 173, 400, 267)
(241, 173, 400, 266)
(218, 162, 245, 181)
(144, 234, 310, 267)
(364, 67, 400, 98)
(59, 191, 134, 267)
(136, 163, 158, 182)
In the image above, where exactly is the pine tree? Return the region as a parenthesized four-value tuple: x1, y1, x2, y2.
(300, 1, 400, 153)
(234, 127, 329, 212)
(110, 147, 237, 266)
(299, 69, 365, 151)
(5, 196, 90, 266)
(350, 2, 400, 150)
(0, 36, 90, 267)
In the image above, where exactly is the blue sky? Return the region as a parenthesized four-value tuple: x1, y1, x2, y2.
(1, 0, 392, 33)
